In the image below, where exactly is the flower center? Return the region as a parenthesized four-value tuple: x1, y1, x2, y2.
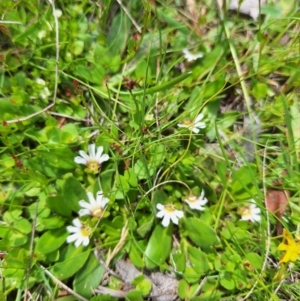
(87, 160, 100, 173)
(165, 204, 176, 213)
(80, 226, 92, 237)
(182, 120, 193, 126)
(92, 207, 103, 217)
(239, 206, 251, 216)
(187, 195, 197, 203)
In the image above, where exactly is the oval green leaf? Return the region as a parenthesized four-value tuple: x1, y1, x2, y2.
(35, 228, 68, 254)
(144, 224, 172, 269)
(51, 244, 90, 280)
(184, 218, 218, 248)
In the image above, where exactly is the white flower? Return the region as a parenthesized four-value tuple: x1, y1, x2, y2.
(40, 87, 51, 99)
(238, 200, 261, 222)
(74, 144, 109, 173)
(182, 48, 204, 62)
(156, 203, 184, 227)
(36, 78, 46, 86)
(55, 9, 63, 18)
(178, 113, 206, 134)
(184, 190, 208, 211)
(35, 78, 51, 99)
(66, 218, 91, 247)
(37, 30, 47, 40)
(79, 191, 109, 217)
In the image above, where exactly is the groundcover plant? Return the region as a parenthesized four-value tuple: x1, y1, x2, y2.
(0, 0, 300, 300)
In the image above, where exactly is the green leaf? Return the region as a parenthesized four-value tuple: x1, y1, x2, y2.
(13, 218, 32, 234)
(51, 244, 90, 280)
(178, 279, 199, 298)
(231, 165, 257, 200)
(39, 216, 65, 229)
(129, 241, 146, 269)
(183, 218, 218, 248)
(246, 253, 263, 269)
(188, 246, 211, 275)
(73, 254, 105, 298)
(144, 224, 172, 269)
(35, 228, 68, 254)
(125, 290, 144, 301)
(71, 40, 84, 56)
(220, 272, 235, 290)
(62, 176, 87, 213)
(46, 195, 72, 217)
(107, 11, 130, 55)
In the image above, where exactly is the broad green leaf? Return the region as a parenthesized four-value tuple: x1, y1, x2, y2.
(107, 11, 130, 55)
(125, 290, 144, 301)
(231, 165, 257, 200)
(129, 241, 146, 269)
(74, 254, 105, 298)
(39, 216, 65, 229)
(171, 249, 186, 273)
(124, 168, 138, 187)
(46, 195, 72, 217)
(62, 176, 87, 212)
(35, 228, 68, 254)
(13, 218, 32, 234)
(220, 272, 235, 290)
(178, 279, 199, 298)
(51, 244, 90, 280)
(71, 40, 84, 56)
(144, 224, 172, 269)
(183, 218, 218, 248)
(246, 253, 263, 269)
(188, 246, 211, 275)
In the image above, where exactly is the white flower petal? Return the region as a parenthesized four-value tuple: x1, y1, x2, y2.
(75, 237, 83, 248)
(95, 146, 104, 160)
(98, 154, 110, 164)
(195, 113, 204, 123)
(66, 234, 78, 243)
(156, 203, 165, 210)
(78, 200, 92, 209)
(78, 150, 90, 161)
(88, 144, 96, 158)
(82, 236, 90, 246)
(156, 210, 165, 218)
(74, 156, 87, 165)
(194, 122, 206, 129)
(161, 215, 171, 227)
(175, 210, 184, 218)
(177, 123, 188, 129)
(73, 218, 82, 228)
(87, 192, 97, 206)
(78, 209, 91, 216)
(66, 226, 79, 233)
(192, 127, 200, 134)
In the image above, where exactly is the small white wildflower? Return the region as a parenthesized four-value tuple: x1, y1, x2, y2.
(40, 87, 51, 99)
(238, 200, 261, 222)
(55, 9, 63, 18)
(66, 218, 91, 247)
(156, 203, 184, 227)
(36, 78, 46, 86)
(37, 30, 47, 40)
(178, 113, 206, 134)
(184, 190, 208, 211)
(182, 48, 204, 62)
(35, 78, 51, 99)
(74, 144, 109, 173)
(79, 191, 109, 217)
